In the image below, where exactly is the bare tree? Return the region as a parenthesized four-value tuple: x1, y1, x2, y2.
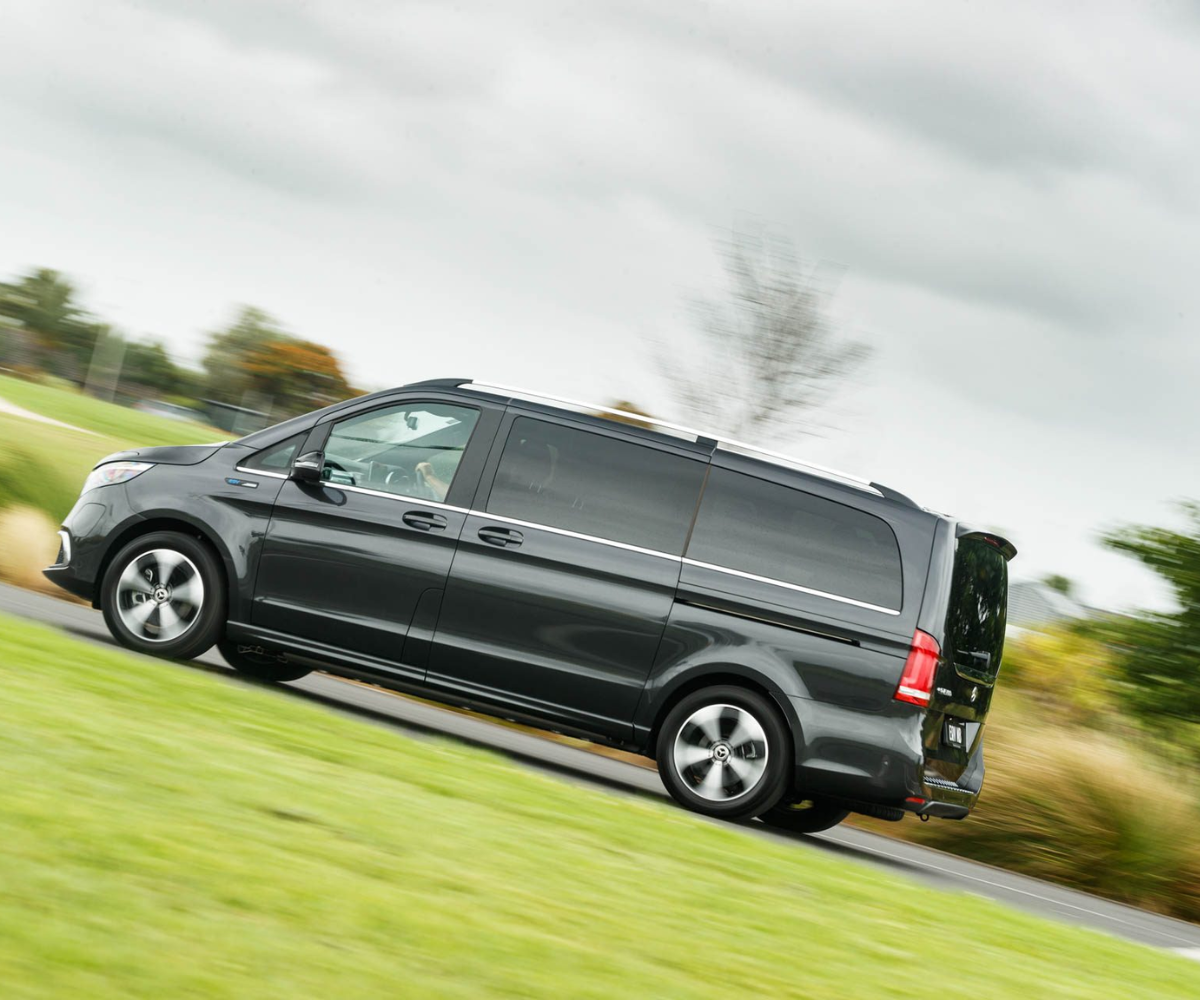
(656, 222, 869, 440)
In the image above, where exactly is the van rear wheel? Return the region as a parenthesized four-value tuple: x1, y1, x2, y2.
(656, 685, 791, 821)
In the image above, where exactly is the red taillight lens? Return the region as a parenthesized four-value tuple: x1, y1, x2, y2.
(894, 629, 940, 707)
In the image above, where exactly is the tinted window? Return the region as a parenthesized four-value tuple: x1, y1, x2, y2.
(242, 433, 304, 473)
(323, 402, 479, 502)
(687, 468, 903, 610)
(486, 417, 706, 554)
(945, 538, 1008, 680)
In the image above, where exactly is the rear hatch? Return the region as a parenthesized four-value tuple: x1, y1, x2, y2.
(922, 529, 1014, 784)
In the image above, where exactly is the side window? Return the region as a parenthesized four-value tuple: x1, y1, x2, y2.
(687, 468, 903, 611)
(241, 433, 305, 473)
(322, 402, 480, 502)
(486, 417, 706, 554)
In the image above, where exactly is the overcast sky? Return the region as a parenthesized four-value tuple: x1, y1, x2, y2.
(1, 0, 1197, 610)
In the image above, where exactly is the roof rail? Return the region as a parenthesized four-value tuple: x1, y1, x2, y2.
(462, 380, 883, 496)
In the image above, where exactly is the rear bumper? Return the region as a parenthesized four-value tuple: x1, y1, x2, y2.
(903, 777, 976, 820)
(788, 695, 982, 820)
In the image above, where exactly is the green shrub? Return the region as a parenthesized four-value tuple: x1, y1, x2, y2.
(1000, 626, 1120, 726)
(0, 443, 76, 522)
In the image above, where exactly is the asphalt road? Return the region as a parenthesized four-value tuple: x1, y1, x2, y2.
(4, 581, 1200, 961)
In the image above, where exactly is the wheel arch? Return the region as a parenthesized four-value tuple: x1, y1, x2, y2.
(93, 514, 234, 611)
(641, 666, 802, 763)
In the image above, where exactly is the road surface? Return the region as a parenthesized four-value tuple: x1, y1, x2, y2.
(3, 581, 1199, 961)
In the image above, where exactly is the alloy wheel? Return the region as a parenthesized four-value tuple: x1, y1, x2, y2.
(115, 548, 205, 644)
(672, 702, 769, 802)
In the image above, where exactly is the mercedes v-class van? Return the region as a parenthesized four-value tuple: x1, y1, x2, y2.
(45, 379, 1014, 832)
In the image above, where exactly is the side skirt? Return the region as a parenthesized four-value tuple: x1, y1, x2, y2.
(222, 621, 645, 754)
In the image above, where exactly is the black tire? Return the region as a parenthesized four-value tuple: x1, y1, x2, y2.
(655, 685, 792, 821)
(101, 531, 225, 661)
(759, 798, 850, 835)
(218, 638, 311, 683)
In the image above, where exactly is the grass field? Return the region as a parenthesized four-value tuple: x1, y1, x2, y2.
(2, 615, 1197, 999)
(0, 373, 224, 447)
(0, 374, 224, 521)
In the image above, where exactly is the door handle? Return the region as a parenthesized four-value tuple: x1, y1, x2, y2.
(478, 525, 523, 548)
(403, 511, 448, 532)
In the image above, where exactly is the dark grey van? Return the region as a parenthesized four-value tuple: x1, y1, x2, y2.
(45, 379, 1014, 832)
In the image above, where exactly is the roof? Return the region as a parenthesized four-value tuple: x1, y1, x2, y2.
(405, 377, 923, 510)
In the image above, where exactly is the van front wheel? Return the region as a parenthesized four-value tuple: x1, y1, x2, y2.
(656, 686, 791, 821)
(101, 531, 225, 661)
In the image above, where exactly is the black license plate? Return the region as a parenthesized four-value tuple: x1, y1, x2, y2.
(943, 719, 966, 750)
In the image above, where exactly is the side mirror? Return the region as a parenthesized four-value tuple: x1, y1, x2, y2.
(292, 450, 325, 484)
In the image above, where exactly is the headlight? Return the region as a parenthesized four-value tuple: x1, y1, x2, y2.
(81, 461, 154, 495)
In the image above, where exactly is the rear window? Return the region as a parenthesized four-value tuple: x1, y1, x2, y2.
(686, 468, 903, 611)
(486, 417, 707, 554)
(945, 537, 1009, 680)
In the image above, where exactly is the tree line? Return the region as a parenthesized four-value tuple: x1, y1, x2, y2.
(0, 268, 355, 422)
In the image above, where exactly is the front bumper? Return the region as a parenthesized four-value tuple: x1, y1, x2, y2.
(41, 489, 138, 605)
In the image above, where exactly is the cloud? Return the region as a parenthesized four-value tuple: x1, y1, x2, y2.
(0, 0, 1197, 609)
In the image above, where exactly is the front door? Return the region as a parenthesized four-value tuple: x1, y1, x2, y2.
(252, 396, 499, 677)
(427, 412, 709, 739)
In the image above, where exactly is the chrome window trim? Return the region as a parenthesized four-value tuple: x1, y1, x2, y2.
(338, 482, 470, 513)
(473, 509, 683, 562)
(271, 472, 470, 512)
(235, 466, 288, 480)
(681, 558, 901, 616)
(244, 468, 898, 614)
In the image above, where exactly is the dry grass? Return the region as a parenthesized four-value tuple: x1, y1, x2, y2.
(858, 690, 1200, 920)
(0, 506, 62, 594)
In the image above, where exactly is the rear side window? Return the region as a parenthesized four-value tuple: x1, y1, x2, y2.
(486, 417, 707, 554)
(241, 433, 305, 473)
(686, 468, 903, 611)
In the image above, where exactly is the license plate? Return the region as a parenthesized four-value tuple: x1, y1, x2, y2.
(943, 719, 966, 750)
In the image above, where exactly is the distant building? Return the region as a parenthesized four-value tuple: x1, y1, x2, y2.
(1007, 580, 1089, 633)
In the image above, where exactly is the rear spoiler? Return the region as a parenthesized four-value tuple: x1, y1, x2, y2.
(955, 524, 1017, 562)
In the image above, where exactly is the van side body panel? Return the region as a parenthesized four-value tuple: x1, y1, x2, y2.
(634, 457, 943, 806)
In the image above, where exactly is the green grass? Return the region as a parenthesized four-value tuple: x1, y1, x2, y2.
(0, 374, 225, 521)
(0, 373, 224, 447)
(1, 616, 1197, 999)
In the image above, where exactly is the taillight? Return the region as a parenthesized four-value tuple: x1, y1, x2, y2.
(894, 629, 940, 707)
